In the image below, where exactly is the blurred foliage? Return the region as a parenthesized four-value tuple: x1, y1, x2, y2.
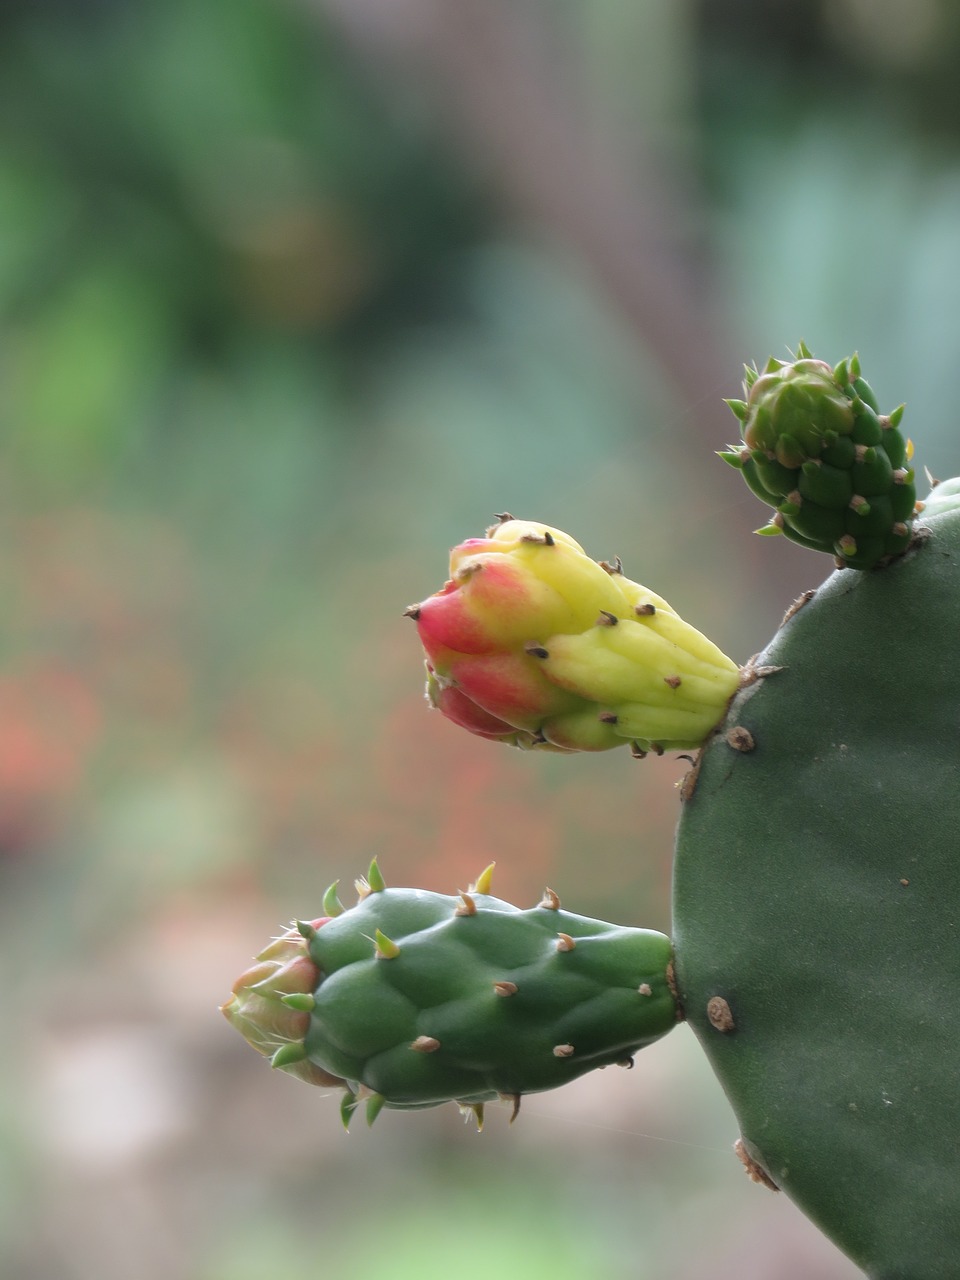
(0, 0, 489, 490)
(3, 0, 957, 1277)
(698, 0, 960, 476)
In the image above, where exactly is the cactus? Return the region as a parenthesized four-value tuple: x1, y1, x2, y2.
(223, 349, 959, 1277)
(222, 861, 678, 1128)
(673, 496, 960, 1278)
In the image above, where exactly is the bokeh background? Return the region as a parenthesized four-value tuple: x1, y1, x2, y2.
(3, 1, 959, 1276)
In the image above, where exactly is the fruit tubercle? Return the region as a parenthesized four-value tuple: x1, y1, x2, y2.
(407, 516, 740, 755)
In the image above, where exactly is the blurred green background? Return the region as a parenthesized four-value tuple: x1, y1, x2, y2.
(4, 1, 958, 1276)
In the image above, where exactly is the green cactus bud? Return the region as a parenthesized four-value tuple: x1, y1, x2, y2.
(219, 921, 347, 1089)
(223, 876, 679, 1124)
(726, 348, 918, 568)
(673, 493, 960, 1276)
(411, 517, 739, 754)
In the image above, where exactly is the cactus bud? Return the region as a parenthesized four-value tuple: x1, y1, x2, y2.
(724, 348, 917, 568)
(220, 920, 346, 1089)
(410, 518, 739, 754)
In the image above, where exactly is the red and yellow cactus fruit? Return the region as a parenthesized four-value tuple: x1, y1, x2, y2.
(220, 917, 346, 1088)
(407, 517, 740, 755)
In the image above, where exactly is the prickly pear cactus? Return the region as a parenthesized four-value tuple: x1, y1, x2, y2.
(222, 346, 959, 1279)
(672, 498, 960, 1279)
(222, 862, 678, 1129)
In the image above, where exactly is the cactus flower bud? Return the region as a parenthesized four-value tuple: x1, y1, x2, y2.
(408, 517, 739, 754)
(720, 345, 918, 568)
(220, 919, 347, 1088)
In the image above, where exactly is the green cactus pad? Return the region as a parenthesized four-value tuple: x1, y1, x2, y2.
(673, 499, 960, 1278)
(721, 348, 917, 568)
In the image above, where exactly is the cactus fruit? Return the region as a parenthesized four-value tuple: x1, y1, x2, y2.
(720, 345, 917, 568)
(407, 516, 740, 754)
(223, 862, 678, 1128)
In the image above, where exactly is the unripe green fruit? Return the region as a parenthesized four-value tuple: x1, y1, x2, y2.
(721, 347, 917, 568)
(223, 864, 679, 1128)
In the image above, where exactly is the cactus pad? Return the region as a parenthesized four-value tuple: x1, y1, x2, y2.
(223, 865, 678, 1127)
(720, 347, 918, 568)
(673, 498, 960, 1277)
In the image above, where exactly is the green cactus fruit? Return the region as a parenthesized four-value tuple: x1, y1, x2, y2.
(408, 516, 739, 754)
(673, 495, 960, 1278)
(223, 861, 679, 1127)
(720, 345, 918, 568)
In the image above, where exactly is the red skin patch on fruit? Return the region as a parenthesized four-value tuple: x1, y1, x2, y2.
(417, 556, 556, 656)
(416, 581, 497, 656)
(418, 626, 463, 671)
(461, 557, 554, 635)
(451, 652, 576, 729)
(434, 684, 517, 740)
